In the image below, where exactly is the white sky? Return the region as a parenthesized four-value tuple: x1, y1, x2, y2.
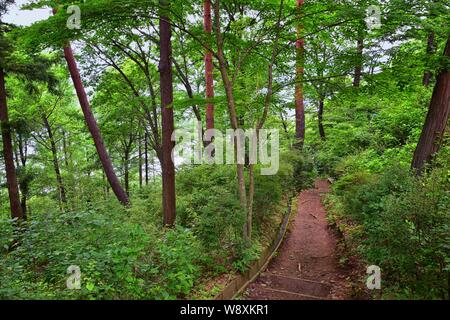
(3, 0, 50, 26)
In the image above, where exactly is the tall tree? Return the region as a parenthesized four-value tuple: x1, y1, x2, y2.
(204, 0, 214, 130)
(0, 4, 24, 220)
(52, 8, 129, 206)
(159, 0, 176, 226)
(412, 35, 450, 174)
(295, 0, 305, 147)
(0, 67, 24, 220)
(42, 112, 67, 210)
(423, 32, 436, 87)
(353, 34, 364, 88)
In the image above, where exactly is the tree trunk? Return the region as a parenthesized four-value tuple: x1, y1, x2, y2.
(61, 44, 129, 206)
(295, 0, 305, 148)
(0, 68, 24, 220)
(42, 114, 67, 210)
(213, 0, 248, 224)
(144, 130, 149, 186)
(247, 164, 255, 240)
(423, 32, 436, 87)
(204, 0, 215, 130)
(62, 130, 70, 168)
(353, 36, 364, 88)
(412, 35, 450, 174)
(318, 99, 326, 140)
(138, 130, 143, 189)
(52, 8, 129, 206)
(159, 0, 176, 226)
(17, 133, 29, 219)
(124, 149, 130, 196)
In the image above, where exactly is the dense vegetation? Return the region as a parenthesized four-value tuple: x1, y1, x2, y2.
(0, 0, 449, 300)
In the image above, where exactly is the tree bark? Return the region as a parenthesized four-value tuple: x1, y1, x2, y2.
(52, 7, 129, 206)
(204, 0, 215, 130)
(159, 0, 176, 226)
(42, 114, 67, 210)
(144, 130, 149, 186)
(124, 149, 130, 196)
(295, 0, 305, 148)
(0, 67, 24, 220)
(353, 36, 364, 88)
(61, 45, 129, 206)
(62, 130, 70, 168)
(423, 32, 436, 87)
(247, 164, 254, 240)
(213, 0, 248, 230)
(138, 130, 143, 189)
(17, 132, 28, 219)
(412, 35, 450, 174)
(318, 99, 326, 140)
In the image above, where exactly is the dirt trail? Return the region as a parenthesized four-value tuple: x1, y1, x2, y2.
(245, 179, 350, 300)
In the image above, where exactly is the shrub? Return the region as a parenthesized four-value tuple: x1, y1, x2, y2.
(329, 165, 450, 299)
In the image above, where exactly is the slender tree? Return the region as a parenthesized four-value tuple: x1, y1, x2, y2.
(52, 8, 129, 206)
(204, 0, 215, 131)
(423, 32, 436, 87)
(42, 113, 67, 210)
(0, 67, 24, 220)
(318, 99, 325, 140)
(353, 35, 364, 87)
(159, 0, 176, 226)
(295, 0, 305, 147)
(0, 6, 24, 220)
(412, 35, 450, 174)
(138, 129, 143, 189)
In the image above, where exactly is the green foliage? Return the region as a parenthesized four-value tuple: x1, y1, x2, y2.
(175, 154, 311, 274)
(1, 0, 449, 301)
(0, 207, 154, 299)
(151, 226, 201, 299)
(232, 241, 263, 273)
(176, 164, 243, 264)
(329, 166, 449, 299)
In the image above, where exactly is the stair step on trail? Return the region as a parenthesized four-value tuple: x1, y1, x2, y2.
(257, 273, 331, 298)
(247, 287, 323, 300)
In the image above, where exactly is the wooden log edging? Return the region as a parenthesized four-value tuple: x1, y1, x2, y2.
(214, 197, 294, 300)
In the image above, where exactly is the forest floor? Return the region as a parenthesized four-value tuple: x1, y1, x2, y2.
(244, 179, 353, 300)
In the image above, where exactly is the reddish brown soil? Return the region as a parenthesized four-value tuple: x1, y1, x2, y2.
(245, 180, 351, 300)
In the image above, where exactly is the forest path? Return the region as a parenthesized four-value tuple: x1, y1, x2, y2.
(244, 179, 350, 300)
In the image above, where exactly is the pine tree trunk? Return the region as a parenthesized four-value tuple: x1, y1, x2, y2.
(52, 7, 129, 206)
(42, 114, 67, 210)
(0, 67, 24, 220)
(62, 45, 129, 206)
(295, 0, 305, 147)
(159, 0, 176, 226)
(204, 0, 215, 130)
(412, 35, 450, 174)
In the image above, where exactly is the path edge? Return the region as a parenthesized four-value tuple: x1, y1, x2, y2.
(214, 196, 295, 300)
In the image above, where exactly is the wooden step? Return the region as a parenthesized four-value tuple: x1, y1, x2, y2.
(258, 273, 331, 298)
(247, 287, 323, 300)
